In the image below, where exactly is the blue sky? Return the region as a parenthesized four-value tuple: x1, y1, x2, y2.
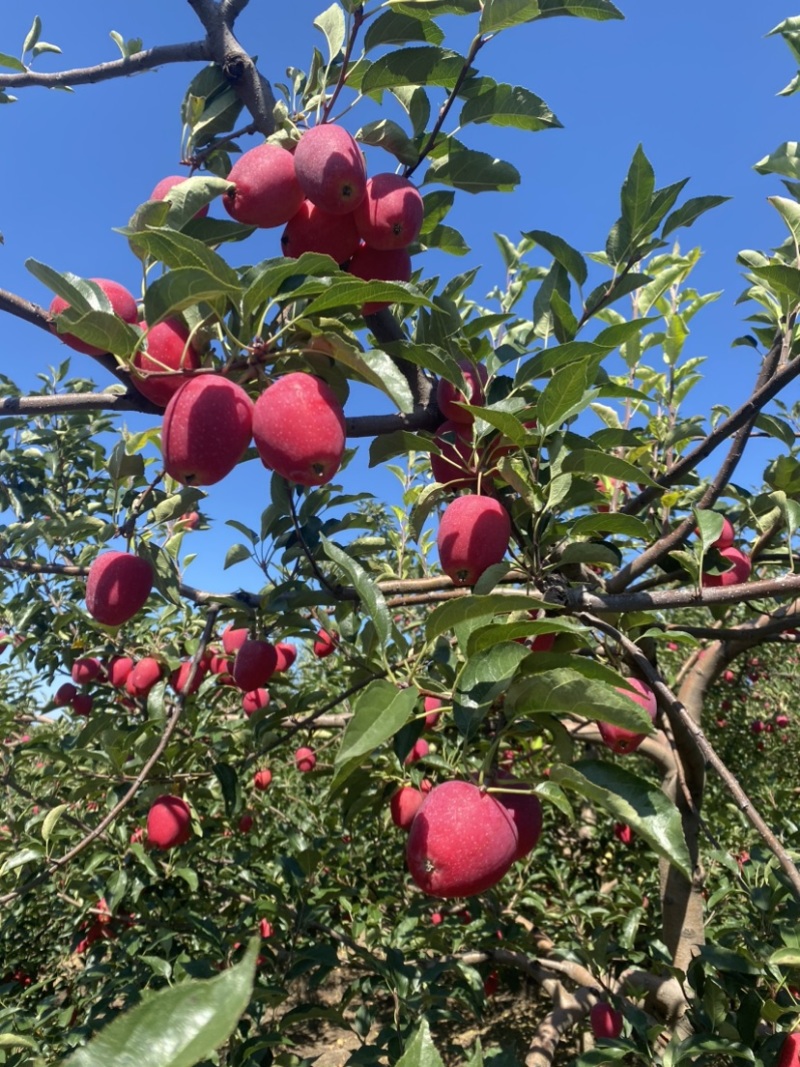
(0, 0, 797, 596)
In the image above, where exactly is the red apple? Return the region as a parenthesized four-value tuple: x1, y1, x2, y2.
(252, 372, 346, 487)
(233, 640, 278, 692)
(162, 375, 254, 486)
(590, 1001, 623, 1039)
(353, 173, 424, 250)
(281, 199, 360, 262)
(702, 546, 752, 588)
(71, 693, 93, 717)
(494, 779, 543, 861)
(50, 278, 138, 356)
(390, 786, 425, 830)
(347, 244, 412, 314)
(437, 495, 511, 585)
(613, 822, 633, 846)
(222, 626, 249, 655)
(295, 747, 317, 773)
(146, 795, 192, 849)
(223, 143, 304, 227)
(406, 781, 519, 898)
(72, 657, 102, 685)
(423, 695, 443, 729)
(597, 678, 657, 755)
(274, 642, 297, 671)
(85, 551, 153, 627)
(404, 738, 429, 765)
(170, 658, 208, 696)
(436, 362, 489, 425)
(293, 124, 367, 214)
(107, 656, 134, 688)
(430, 421, 479, 490)
(313, 630, 338, 658)
(242, 688, 270, 716)
(253, 768, 272, 791)
(237, 813, 254, 834)
(132, 319, 201, 408)
(128, 657, 162, 696)
(150, 175, 210, 218)
(259, 918, 273, 938)
(54, 682, 78, 707)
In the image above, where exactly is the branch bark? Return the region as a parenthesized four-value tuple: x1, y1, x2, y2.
(0, 42, 209, 90)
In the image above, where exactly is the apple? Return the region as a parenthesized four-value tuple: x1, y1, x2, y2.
(313, 630, 338, 658)
(613, 822, 633, 846)
(170, 658, 209, 696)
(150, 175, 210, 218)
(233, 639, 278, 691)
(50, 278, 138, 356)
(178, 511, 201, 531)
(222, 625, 249, 655)
(776, 714, 790, 728)
(85, 551, 153, 627)
(71, 694, 93, 717)
(132, 319, 201, 408)
(597, 677, 657, 755)
(252, 373, 346, 486)
(54, 682, 78, 707)
(72, 657, 102, 685)
(423, 695, 443, 728)
(242, 688, 270, 716)
(353, 173, 424, 250)
(274, 642, 297, 671)
(253, 768, 272, 791)
(107, 656, 134, 688)
(222, 143, 304, 227)
(430, 911, 444, 926)
(751, 719, 765, 734)
(146, 795, 192, 849)
(162, 375, 254, 486)
(295, 747, 316, 772)
(128, 657, 162, 697)
(281, 200, 360, 262)
(293, 124, 367, 214)
(483, 971, 499, 998)
(437, 495, 511, 585)
(259, 919, 273, 938)
(695, 515, 735, 549)
(436, 362, 489, 425)
(390, 786, 425, 830)
(406, 780, 519, 898)
(347, 244, 412, 314)
(702, 546, 752, 588)
(238, 813, 254, 833)
(777, 1033, 800, 1067)
(590, 1001, 623, 1039)
(494, 779, 543, 861)
(404, 738, 429, 765)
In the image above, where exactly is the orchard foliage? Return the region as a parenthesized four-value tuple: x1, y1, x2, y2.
(3, 3, 800, 1066)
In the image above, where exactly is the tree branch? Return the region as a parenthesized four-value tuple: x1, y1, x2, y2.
(0, 41, 209, 90)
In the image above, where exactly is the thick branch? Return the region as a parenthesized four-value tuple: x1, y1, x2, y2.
(0, 41, 209, 90)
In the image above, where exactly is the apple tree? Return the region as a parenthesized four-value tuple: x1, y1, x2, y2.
(3, 2, 800, 1065)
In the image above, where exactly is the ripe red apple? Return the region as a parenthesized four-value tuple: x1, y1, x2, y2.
(71, 694, 93, 717)
(751, 719, 765, 734)
(54, 682, 78, 707)
(777, 1032, 800, 1067)
(210, 653, 232, 675)
(162, 375, 254, 486)
(483, 971, 499, 998)
(281, 200, 360, 262)
(253, 768, 272, 791)
(274, 642, 297, 671)
(72, 657, 102, 685)
(390, 786, 425, 830)
(313, 630, 338, 658)
(590, 1001, 623, 1039)
(259, 918, 273, 938)
(597, 678, 657, 754)
(295, 746, 316, 773)
(430, 911, 444, 925)
(353, 173, 424, 250)
(242, 688, 270, 716)
(50, 279, 138, 356)
(695, 515, 735, 549)
(85, 551, 153, 627)
(614, 822, 633, 846)
(423, 695, 443, 728)
(437, 495, 511, 585)
(702, 546, 752, 588)
(178, 511, 201, 530)
(436, 362, 489, 425)
(776, 714, 790, 728)
(237, 812, 254, 834)
(107, 656, 134, 688)
(406, 781, 519, 898)
(223, 143, 304, 227)
(146, 795, 192, 849)
(222, 625, 249, 655)
(150, 175, 210, 218)
(170, 658, 209, 696)
(252, 373, 346, 486)
(404, 738, 429, 766)
(430, 421, 479, 490)
(128, 657, 162, 697)
(293, 124, 367, 214)
(132, 320, 201, 408)
(347, 244, 412, 314)
(233, 640, 278, 692)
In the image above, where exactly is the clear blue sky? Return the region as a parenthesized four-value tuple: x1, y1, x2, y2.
(0, 1, 796, 595)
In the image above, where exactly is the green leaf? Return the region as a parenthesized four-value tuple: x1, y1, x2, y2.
(551, 761, 691, 878)
(467, 618, 586, 655)
(364, 11, 445, 49)
(459, 82, 561, 132)
(480, 0, 540, 31)
(143, 268, 240, 324)
(620, 144, 655, 240)
(322, 537, 393, 649)
(754, 141, 800, 181)
(387, 1, 481, 17)
(355, 119, 419, 166)
(423, 140, 520, 193)
(662, 195, 731, 238)
(526, 0, 623, 19)
(509, 669, 655, 732)
(314, 336, 415, 413)
(361, 46, 471, 94)
(768, 195, 800, 248)
(420, 223, 470, 256)
(369, 431, 434, 467)
(41, 803, 70, 844)
(747, 263, 800, 300)
(213, 763, 241, 818)
(426, 593, 539, 642)
(22, 15, 42, 56)
(331, 682, 418, 793)
(314, 3, 346, 62)
(693, 509, 723, 551)
(538, 361, 589, 432)
(454, 642, 530, 737)
(396, 1020, 446, 1067)
(224, 544, 252, 570)
(125, 209, 239, 274)
(524, 229, 587, 285)
(0, 847, 44, 874)
(562, 449, 658, 486)
(0, 1035, 40, 1052)
(59, 938, 259, 1067)
(570, 513, 650, 539)
(298, 277, 429, 318)
(0, 53, 26, 72)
